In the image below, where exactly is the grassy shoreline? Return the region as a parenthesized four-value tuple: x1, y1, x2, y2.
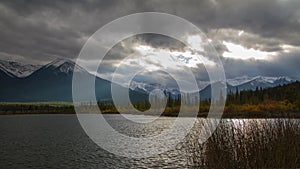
(0, 102, 299, 118)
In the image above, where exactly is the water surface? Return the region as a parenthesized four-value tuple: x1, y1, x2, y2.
(0, 114, 187, 169)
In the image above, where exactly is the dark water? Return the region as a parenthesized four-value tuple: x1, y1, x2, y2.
(0, 114, 188, 169)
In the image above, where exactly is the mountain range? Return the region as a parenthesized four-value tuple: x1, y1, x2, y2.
(0, 59, 295, 102)
(0, 59, 147, 102)
(130, 76, 294, 100)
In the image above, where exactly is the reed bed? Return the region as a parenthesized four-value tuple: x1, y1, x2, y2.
(184, 118, 300, 168)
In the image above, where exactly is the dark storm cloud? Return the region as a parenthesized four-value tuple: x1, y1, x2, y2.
(102, 34, 186, 62)
(135, 34, 186, 51)
(0, 0, 140, 61)
(212, 0, 300, 45)
(206, 29, 284, 53)
(222, 49, 300, 79)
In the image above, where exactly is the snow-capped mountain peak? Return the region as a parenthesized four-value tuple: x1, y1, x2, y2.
(226, 75, 253, 86)
(253, 76, 292, 83)
(0, 60, 41, 78)
(45, 59, 87, 74)
(227, 75, 293, 86)
(46, 59, 69, 67)
(129, 81, 180, 95)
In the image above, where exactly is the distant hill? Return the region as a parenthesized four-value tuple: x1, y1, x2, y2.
(258, 81, 300, 103)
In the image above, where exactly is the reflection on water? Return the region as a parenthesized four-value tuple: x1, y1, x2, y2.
(0, 114, 298, 168)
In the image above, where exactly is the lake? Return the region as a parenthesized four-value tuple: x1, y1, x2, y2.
(0, 114, 298, 168)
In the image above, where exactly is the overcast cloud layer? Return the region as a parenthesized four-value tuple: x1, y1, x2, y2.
(0, 0, 300, 80)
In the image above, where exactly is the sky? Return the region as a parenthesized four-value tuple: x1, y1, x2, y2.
(0, 0, 300, 83)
